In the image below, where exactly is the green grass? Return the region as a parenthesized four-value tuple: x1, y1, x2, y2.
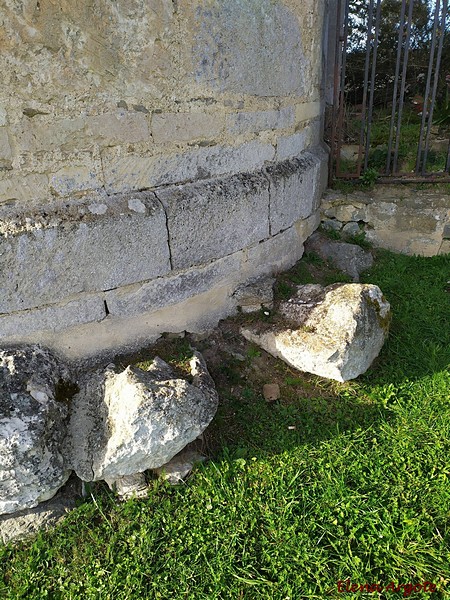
(1, 251, 450, 599)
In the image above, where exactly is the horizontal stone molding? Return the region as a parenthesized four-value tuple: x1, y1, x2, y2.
(0, 193, 171, 313)
(0, 295, 106, 339)
(1, 146, 328, 358)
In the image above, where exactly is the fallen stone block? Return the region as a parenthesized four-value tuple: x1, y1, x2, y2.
(241, 283, 391, 382)
(67, 351, 218, 482)
(305, 232, 373, 281)
(0, 345, 72, 515)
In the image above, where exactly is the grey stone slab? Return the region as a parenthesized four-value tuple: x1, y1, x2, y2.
(0, 295, 106, 339)
(102, 141, 275, 194)
(0, 192, 170, 313)
(265, 151, 322, 235)
(156, 171, 270, 270)
(105, 252, 242, 318)
(193, 0, 307, 96)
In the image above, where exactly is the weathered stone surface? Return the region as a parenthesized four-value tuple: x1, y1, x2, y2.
(157, 171, 270, 270)
(342, 222, 361, 236)
(104, 473, 149, 500)
(67, 352, 218, 481)
(0, 173, 49, 204)
(241, 283, 391, 382)
(0, 192, 170, 313)
(0, 295, 106, 339)
(296, 102, 321, 123)
(153, 449, 206, 484)
(102, 141, 275, 194)
(152, 112, 223, 143)
(0, 345, 71, 515)
(226, 108, 294, 135)
(0, 128, 12, 168)
(105, 252, 242, 318)
(0, 476, 80, 545)
(266, 153, 322, 235)
(192, 0, 307, 96)
(232, 276, 275, 313)
(305, 232, 374, 282)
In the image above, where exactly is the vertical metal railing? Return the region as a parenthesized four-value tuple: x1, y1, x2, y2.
(329, 0, 450, 183)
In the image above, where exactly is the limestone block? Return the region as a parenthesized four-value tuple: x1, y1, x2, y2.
(152, 112, 223, 143)
(0, 128, 12, 168)
(294, 211, 321, 240)
(0, 346, 71, 515)
(276, 129, 310, 161)
(226, 107, 294, 135)
(102, 140, 275, 194)
(241, 283, 391, 382)
(12, 118, 86, 154)
(0, 173, 48, 204)
(244, 225, 305, 279)
(86, 111, 150, 145)
(296, 102, 321, 123)
(156, 171, 270, 270)
(0, 295, 106, 340)
(192, 0, 307, 97)
(67, 352, 218, 481)
(0, 193, 170, 313)
(334, 204, 367, 223)
(322, 218, 343, 232)
(266, 151, 323, 235)
(364, 229, 442, 256)
(105, 252, 242, 318)
(438, 240, 450, 255)
(49, 163, 103, 197)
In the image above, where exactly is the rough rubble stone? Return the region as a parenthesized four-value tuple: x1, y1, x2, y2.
(153, 449, 206, 485)
(0, 345, 72, 515)
(67, 351, 218, 482)
(241, 283, 391, 382)
(0, 476, 80, 545)
(305, 232, 374, 282)
(232, 276, 275, 313)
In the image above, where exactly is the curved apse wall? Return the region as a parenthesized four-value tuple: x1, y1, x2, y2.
(0, 0, 328, 360)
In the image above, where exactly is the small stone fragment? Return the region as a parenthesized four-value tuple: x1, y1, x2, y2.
(233, 276, 275, 313)
(263, 383, 280, 402)
(153, 449, 206, 485)
(305, 231, 373, 281)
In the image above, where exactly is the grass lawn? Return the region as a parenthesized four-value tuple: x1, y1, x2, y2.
(1, 248, 449, 599)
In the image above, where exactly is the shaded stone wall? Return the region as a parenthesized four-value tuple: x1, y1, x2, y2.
(321, 186, 450, 256)
(0, 0, 328, 360)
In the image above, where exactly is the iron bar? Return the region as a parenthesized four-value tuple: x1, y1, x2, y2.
(335, 0, 351, 178)
(415, 0, 442, 174)
(392, 0, 414, 174)
(386, 0, 408, 175)
(421, 0, 448, 175)
(329, 0, 344, 184)
(357, 0, 376, 176)
(364, 0, 382, 170)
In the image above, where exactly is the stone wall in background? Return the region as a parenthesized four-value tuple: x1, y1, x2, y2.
(321, 186, 450, 256)
(0, 0, 328, 360)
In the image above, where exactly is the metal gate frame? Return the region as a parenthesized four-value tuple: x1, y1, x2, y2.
(329, 0, 450, 183)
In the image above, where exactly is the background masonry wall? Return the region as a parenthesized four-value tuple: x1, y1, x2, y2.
(0, 0, 328, 360)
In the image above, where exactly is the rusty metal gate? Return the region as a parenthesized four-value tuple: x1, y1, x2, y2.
(329, 0, 450, 182)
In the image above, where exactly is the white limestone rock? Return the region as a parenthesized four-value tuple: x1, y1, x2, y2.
(0, 346, 72, 515)
(67, 351, 218, 482)
(241, 283, 391, 382)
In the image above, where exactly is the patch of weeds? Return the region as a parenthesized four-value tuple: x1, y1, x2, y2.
(246, 346, 261, 360)
(274, 280, 294, 300)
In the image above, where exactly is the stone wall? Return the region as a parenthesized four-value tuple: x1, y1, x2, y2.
(321, 186, 450, 256)
(0, 0, 328, 361)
